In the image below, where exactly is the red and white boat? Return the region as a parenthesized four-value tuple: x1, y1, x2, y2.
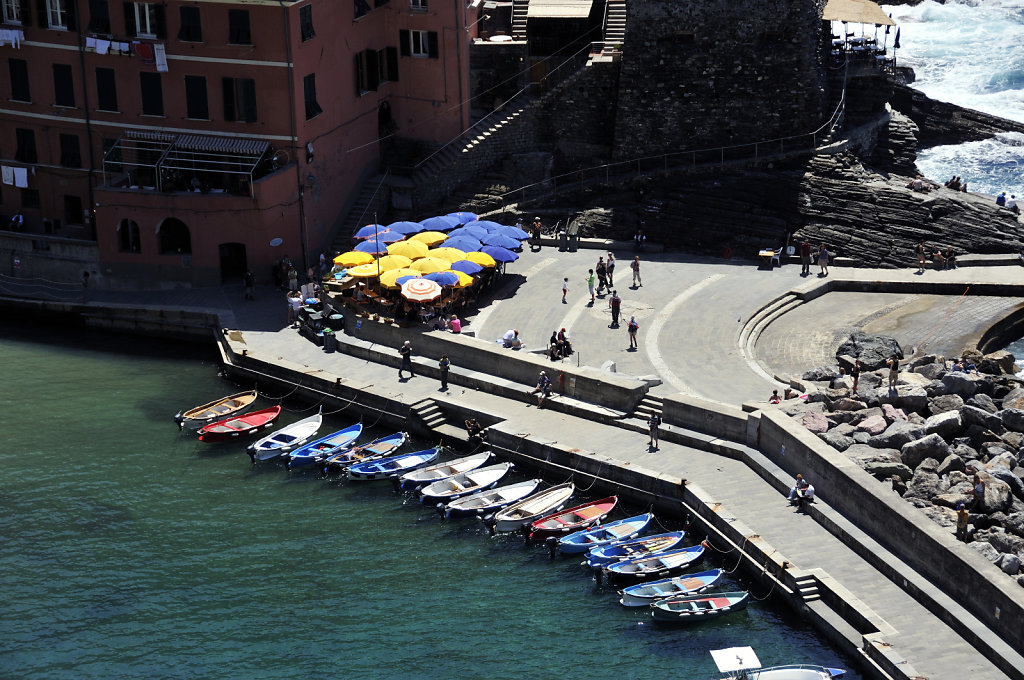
(198, 405, 282, 442)
(528, 496, 618, 541)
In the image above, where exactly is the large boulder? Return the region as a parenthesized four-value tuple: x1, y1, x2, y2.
(894, 386, 929, 412)
(865, 460, 914, 481)
(924, 410, 963, 439)
(987, 465, 1024, 501)
(845, 444, 899, 464)
(961, 405, 1004, 433)
(966, 394, 998, 414)
(998, 553, 1022, 576)
(1002, 387, 1024, 411)
(802, 410, 830, 433)
(1001, 408, 1024, 433)
(857, 414, 888, 435)
(942, 372, 982, 397)
(928, 393, 964, 415)
(914, 363, 946, 381)
(902, 433, 952, 469)
(983, 350, 1017, 375)
(881, 403, 908, 423)
(821, 431, 855, 451)
(836, 331, 903, 370)
(937, 453, 966, 476)
(869, 421, 927, 449)
(905, 468, 948, 501)
(976, 474, 1014, 514)
(969, 541, 1000, 562)
(1005, 512, 1024, 538)
(833, 397, 867, 412)
(803, 366, 840, 382)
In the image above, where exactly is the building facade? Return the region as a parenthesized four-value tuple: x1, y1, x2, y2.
(1, 0, 470, 287)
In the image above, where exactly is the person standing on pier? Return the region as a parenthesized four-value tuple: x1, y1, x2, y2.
(438, 354, 450, 391)
(800, 239, 812, 276)
(647, 412, 661, 449)
(596, 257, 608, 294)
(608, 290, 621, 327)
(886, 354, 899, 390)
(817, 243, 829, 277)
(399, 340, 415, 379)
(531, 216, 543, 251)
(627, 316, 639, 349)
(631, 256, 642, 287)
(606, 253, 616, 286)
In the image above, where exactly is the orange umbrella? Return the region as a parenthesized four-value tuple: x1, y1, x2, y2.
(465, 251, 496, 267)
(428, 247, 468, 263)
(410, 257, 451, 274)
(386, 240, 429, 259)
(410, 231, 448, 246)
(401, 278, 442, 302)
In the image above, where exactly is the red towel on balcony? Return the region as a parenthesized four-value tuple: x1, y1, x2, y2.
(131, 41, 156, 65)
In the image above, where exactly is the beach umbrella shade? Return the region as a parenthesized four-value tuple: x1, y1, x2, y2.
(334, 251, 374, 267)
(446, 211, 478, 224)
(450, 259, 483, 275)
(379, 268, 421, 289)
(496, 225, 530, 240)
(480, 245, 518, 263)
(354, 224, 387, 239)
(465, 251, 496, 267)
(374, 254, 413, 272)
(465, 220, 504, 233)
(410, 256, 452, 274)
(447, 225, 488, 239)
(427, 247, 468, 263)
(424, 271, 460, 287)
(386, 239, 430, 259)
(443, 236, 483, 252)
(410, 231, 448, 246)
(451, 270, 474, 287)
(420, 215, 460, 231)
(374, 229, 404, 243)
(387, 220, 427, 236)
(401, 278, 442, 302)
(481, 232, 523, 250)
(354, 239, 389, 254)
(347, 263, 383, 278)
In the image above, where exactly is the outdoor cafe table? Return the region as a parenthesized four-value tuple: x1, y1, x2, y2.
(759, 249, 777, 269)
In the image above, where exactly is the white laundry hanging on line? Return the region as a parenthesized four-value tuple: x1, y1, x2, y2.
(1, 166, 14, 186)
(13, 167, 29, 188)
(154, 43, 168, 72)
(96, 39, 111, 55)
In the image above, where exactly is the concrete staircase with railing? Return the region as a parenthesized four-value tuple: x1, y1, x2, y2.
(600, 0, 626, 60)
(512, 0, 528, 40)
(330, 173, 390, 253)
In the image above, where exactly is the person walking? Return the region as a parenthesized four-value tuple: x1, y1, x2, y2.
(398, 340, 414, 379)
(916, 241, 926, 273)
(438, 354, 450, 390)
(627, 315, 639, 349)
(586, 269, 596, 303)
(561, 277, 569, 304)
(596, 257, 607, 294)
(244, 270, 256, 300)
(606, 253, 616, 286)
(608, 290, 621, 327)
(817, 243, 829, 277)
(531, 216, 543, 251)
(800, 239, 812, 276)
(647, 412, 661, 449)
(630, 256, 642, 287)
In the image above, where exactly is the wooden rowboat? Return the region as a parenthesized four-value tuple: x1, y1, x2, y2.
(286, 423, 363, 470)
(247, 411, 323, 462)
(650, 590, 749, 623)
(419, 461, 513, 505)
(558, 513, 653, 554)
(444, 479, 541, 519)
(175, 390, 257, 430)
(345, 448, 441, 481)
(584, 531, 686, 569)
(197, 405, 282, 442)
(601, 543, 705, 583)
(528, 496, 618, 542)
(492, 483, 575, 533)
(619, 568, 725, 607)
(320, 431, 409, 472)
(397, 451, 494, 491)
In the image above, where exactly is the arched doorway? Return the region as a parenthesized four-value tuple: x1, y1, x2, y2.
(157, 217, 192, 254)
(117, 219, 141, 253)
(219, 242, 247, 283)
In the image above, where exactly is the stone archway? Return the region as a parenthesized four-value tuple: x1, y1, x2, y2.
(156, 217, 192, 254)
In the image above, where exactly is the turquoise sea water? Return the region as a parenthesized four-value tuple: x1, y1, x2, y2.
(0, 324, 860, 680)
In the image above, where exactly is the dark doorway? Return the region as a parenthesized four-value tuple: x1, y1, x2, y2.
(219, 242, 247, 283)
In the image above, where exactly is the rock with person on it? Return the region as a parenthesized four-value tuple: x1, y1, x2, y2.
(836, 331, 903, 371)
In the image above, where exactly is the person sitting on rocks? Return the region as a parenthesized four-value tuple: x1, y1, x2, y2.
(997, 192, 1007, 207)
(1007, 195, 1021, 215)
(557, 328, 572, 356)
(932, 248, 946, 270)
(768, 389, 782, 405)
(944, 246, 957, 269)
(969, 473, 985, 511)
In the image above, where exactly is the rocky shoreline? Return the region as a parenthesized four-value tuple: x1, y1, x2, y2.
(786, 332, 1024, 586)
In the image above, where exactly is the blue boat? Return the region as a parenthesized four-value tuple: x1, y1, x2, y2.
(286, 423, 363, 470)
(602, 544, 706, 584)
(321, 431, 409, 473)
(558, 513, 653, 554)
(585, 530, 686, 569)
(345, 448, 441, 481)
(619, 568, 725, 607)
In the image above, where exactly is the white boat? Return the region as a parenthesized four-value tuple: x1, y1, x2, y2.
(397, 451, 493, 491)
(711, 647, 845, 680)
(247, 411, 323, 461)
(419, 461, 512, 504)
(444, 479, 542, 518)
(492, 483, 574, 533)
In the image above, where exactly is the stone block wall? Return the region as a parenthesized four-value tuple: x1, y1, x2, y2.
(613, 0, 827, 158)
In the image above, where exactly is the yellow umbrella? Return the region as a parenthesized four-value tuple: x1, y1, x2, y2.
(347, 263, 382, 278)
(334, 251, 374, 267)
(410, 231, 448, 246)
(379, 268, 421, 289)
(452, 270, 474, 287)
(410, 257, 452, 274)
(386, 240, 429, 259)
(428, 247, 468, 263)
(373, 254, 413, 272)
(465, 251, 496, 267)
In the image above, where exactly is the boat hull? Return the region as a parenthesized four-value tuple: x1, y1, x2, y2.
(197, 406, 282, 442)
(444, 480, 541, 518)
(492, 483, 575, 533)
(650, 590, 749, 623)
(602, 544, 705, 584)
(585, 531, 686, 568)
(618, 568, 725, 607)
(398, 451, 493, 491)
(558, 513, 654, 554)
(419, 462, 512, 505)
(528, 496, 618, 541)
(286, 424, 364, 470)
(176, 390, 257, 430)
(345, 448, 440, 481)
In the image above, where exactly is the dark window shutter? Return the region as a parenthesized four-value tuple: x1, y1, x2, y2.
(399, 30, 410, 57)
(240, 79, 257, 122)
(427, 31, 438, 59)
(37, 0, 47, 27)
(66, 1, 76, 29)
(386, 46, 398, 82)
(185, 75, 208, 119)
(354, 52, 365, 94)
(19, 0, 32, 26)
(366, 49, 379, 91)
(96, 67, 118, 111)
(123, 2, 136, 37)
(53, 64, 75, 107)
(9, 59, 30, 101)
(222, 77, 235, 121)
(140, 72, 163, 115)
(88, 0, 110, 33)
(153, 3, 165, 39)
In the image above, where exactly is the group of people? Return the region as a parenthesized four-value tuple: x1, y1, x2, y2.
(548, 329, 572, 361)
(798, 240, 831, 277)
(996, 192, 1020, 215)
(916, 242, 957, 272)
(943, 175, 968, 192)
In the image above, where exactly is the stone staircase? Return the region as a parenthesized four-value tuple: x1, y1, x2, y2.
(330, 173, 390, 253)
(512, 0, 528, 40)
(633, 393, 663, 422)
(600, 0, 626, 59)
(739, 292, 803, 359)
(792, 572, 821, 603)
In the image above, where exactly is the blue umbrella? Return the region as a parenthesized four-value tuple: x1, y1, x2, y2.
(481, 232, 522, 250)
(396, 274, 421, 287)
(424, 271, 459, 287)
(354, 239, 389, 254)
(481, 245, 518, 263)
(443, 236, 483, 252)
(354, 223, 386, 239)
(388, 220, 426, 236)
(420, 215, 460, 231)
(447, 225, 488, 239)
(450, 259, 483, 275)
(465, 220, 504, 233)
(374, 230, 404, 243)
(446, 212, 478, 224)
(496, 225, 529, 240)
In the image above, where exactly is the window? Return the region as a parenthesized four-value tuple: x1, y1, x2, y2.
(53, 63, 75, 107)
(15, 129, 36, 163)
(118, 218, 141, 253)
(299, 4, 313, 41)
(185, 75, 208, 119)
(222, 77, 256, 122)
(354, 49, 378, 94)
(87, 0, 109, 32)
(139, 72, 163, 115)
(157, 217, 191, 254)
(1, 0, 24, 24)
(380, 46, 398, 83)
(400, 29, 438, 59)
(96, 67, 117, 111)
(303, 73, 321, 120)
(227, 9, 249, 44)
(21, 188, 40, 209)
(9, 58, 30, 101)
(178, 5, 201, 42)
(45, 0, 75, 29)
(64, 195, 83, 225)
(354, 0, 370, 19)
(410, 0, 426, 10)
(59, 134, 81, 168)
(125, 2, 165, 39)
